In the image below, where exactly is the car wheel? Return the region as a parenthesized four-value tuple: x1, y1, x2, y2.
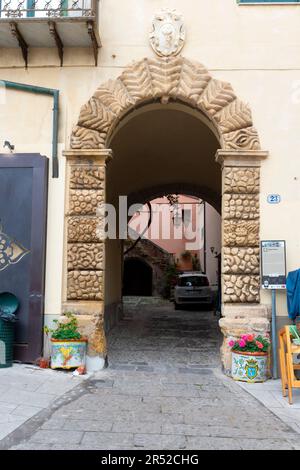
(174, 302, 180, 310)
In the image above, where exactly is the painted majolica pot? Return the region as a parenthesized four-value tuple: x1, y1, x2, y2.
(231, 351, 268, 383)
(50, 338, 87, 370)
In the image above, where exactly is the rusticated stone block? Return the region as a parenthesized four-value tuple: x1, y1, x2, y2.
(68, 217, 100, 243)
(223, 247, 260, 275)
(67, 243, 104, 270)
(88, 316, 107, 356)
(223, 194, 259, 220)
(70, 167, 105, 189)
(67, 270, 103, 300)
(223, 221, 259, 247)
(69, 189, 104, 216)
(223, 274, 260, 303)
(222, 127, 261, 151)
(224, 168, 260, 194)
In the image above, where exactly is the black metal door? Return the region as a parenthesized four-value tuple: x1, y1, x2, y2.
(0, 154, 48, 363)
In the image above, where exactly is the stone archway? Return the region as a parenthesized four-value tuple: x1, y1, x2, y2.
(63, 56, 269, 373)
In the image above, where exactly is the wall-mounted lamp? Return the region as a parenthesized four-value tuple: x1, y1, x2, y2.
(172, 204, 182, 228)
(3, 141, 15, 153)
(210, 247, 220, 257)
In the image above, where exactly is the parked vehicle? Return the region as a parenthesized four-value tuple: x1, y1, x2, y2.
(174, 272, 214, 310)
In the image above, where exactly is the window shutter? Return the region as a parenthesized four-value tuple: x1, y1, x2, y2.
(27, 0, 35, 18)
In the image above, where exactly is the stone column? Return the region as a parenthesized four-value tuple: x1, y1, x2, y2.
(62, 149, 112, 371)
(216, 150, 269, 374)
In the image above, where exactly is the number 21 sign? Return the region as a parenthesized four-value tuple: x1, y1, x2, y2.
(267, 194, 281, 204)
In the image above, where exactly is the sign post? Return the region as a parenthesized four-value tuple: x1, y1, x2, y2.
(261, 240, 287, 379)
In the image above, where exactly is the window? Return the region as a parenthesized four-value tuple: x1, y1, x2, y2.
(27, 0, 35, 18)
(178, 276, 209, 287)
(26, 0, 69, 18)
(182, 209, 191, 227)
(0, 0, 80, 19)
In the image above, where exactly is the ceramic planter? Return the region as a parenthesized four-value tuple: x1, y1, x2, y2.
(231, 351, 268, 383)
(50, 338, 87, 370)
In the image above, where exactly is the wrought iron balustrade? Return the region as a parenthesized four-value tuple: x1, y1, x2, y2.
(0, 0, 100, 66)
(0, 0, 95, 19)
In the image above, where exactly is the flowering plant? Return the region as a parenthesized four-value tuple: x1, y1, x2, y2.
(229, 334, 270, 353)
(44, 312, 82, 341)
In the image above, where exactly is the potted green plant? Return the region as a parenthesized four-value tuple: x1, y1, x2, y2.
(179, 250, 193, 271)
(162, 261, 178, 299)
(192, 253, 201, 271)
(229, 334, 270, 383)
(44, 312, 87, 370)
(181, 250, 192, 260)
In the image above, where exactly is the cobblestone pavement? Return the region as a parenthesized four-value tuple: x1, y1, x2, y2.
(4, 300, 300, 450)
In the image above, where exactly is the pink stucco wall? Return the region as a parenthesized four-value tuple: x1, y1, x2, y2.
(129, 194, 221, 285)
(129, 195, 204, 271)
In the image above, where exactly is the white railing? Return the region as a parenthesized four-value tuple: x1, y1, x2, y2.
(0, 0, 95, 18)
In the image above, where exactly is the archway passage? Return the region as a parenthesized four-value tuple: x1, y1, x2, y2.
(64, 55, 269, 373)
(123, 258, 153, 297)
(104, 103, 222, 340)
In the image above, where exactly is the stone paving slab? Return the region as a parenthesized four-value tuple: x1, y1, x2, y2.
(237, 378, 300, 435)
(0, 364, 89, 443)
(6, 367, 300, 450)
(30, 429, 84, 445)
(81, 431, 135, 449)
(2, 304, 300, 450)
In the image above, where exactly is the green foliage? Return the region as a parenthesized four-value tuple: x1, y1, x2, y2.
(166, 194, 179, 206)
(44, 312, 82, 341)
(162, 261, 178, 299)
(230, 334, 270, 353)
(181, 250, 192, 260)
(192, 254, 201, 271)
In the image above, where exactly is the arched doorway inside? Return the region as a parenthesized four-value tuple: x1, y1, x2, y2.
(123, 258, 153, 297)
(124, 192, 221, 299)
(104, 104, 222, 360)
(64, 56, 268, 373)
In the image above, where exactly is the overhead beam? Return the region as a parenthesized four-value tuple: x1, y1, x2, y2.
(10, 22, 28, 68)
(49, 21, 64, 67)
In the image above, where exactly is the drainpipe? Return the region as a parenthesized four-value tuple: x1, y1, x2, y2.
(1, 80, 59, 178)
(203, 201, 207, 274)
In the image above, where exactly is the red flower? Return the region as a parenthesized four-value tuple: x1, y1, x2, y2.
(256, 341, 263, 349)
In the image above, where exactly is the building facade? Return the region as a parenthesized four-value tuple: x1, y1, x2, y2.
(0, 0, 299, 372)
(129, 195, 221, 286)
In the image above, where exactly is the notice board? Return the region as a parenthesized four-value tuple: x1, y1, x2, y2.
(261, 240, 286, 290)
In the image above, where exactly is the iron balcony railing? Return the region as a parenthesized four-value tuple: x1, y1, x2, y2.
(0, 0, 95, 18)
(0, 0, 100, 66)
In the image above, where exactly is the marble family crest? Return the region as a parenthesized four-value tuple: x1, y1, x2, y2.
(149, 8, 185, 57)
(0, 223, 29, 271)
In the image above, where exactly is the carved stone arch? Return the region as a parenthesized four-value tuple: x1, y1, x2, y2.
(70, 56, 261, 152)
(64, 55, 269, 374)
